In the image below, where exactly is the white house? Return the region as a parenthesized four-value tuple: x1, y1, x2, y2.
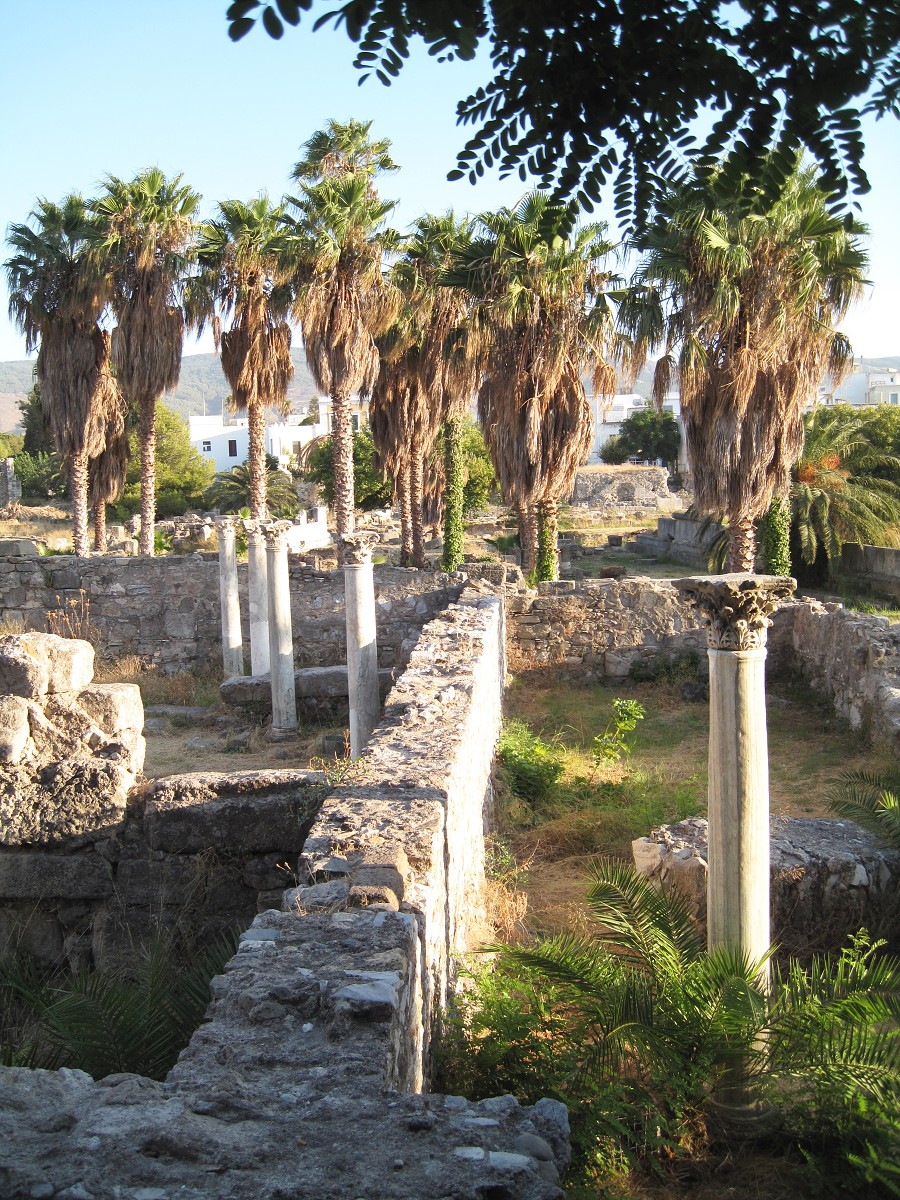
(590, 392, 688, 473)
(820, 363, 900, 407)
(190, 398, 367, 474)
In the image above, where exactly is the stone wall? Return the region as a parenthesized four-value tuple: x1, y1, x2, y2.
(634, 514, 724, 567)
(0, 554, 465, 673)
(570, 464, 675, 513)
(1, 587, 576, 1198)
(841, 541, 900, 601)
(504, 578, 900, 750)
(633, 816, 900, 960)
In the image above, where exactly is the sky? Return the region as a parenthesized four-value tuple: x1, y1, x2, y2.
(1, 0, 898, 364)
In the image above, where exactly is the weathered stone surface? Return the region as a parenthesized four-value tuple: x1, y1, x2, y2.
(633, 816, 900, 957)
(144, 770, 327, 854)
(570, 466, 674, 512)
(220, 664, 395, 714)
(0, 695, 29, 763)
(0, 760, 134, 847)
(0, 852, 113, 899)
(0, 636, 50, 698)
(17, 633, 95, 695)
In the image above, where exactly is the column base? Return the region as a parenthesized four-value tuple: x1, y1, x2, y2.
(268, 726, 298, 744)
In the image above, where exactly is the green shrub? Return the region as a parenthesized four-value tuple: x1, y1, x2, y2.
(440, 863, 900, 1195)
(154, 490, 190, 518)
(13, 450, 65, 499)
(497, 719, 564, 805)
(592, 697, 646, 766)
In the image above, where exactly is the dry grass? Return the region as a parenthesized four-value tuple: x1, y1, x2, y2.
(497, 672, 897, 939)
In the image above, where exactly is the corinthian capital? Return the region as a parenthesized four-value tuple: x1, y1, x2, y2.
(340, 531, 380, 566)
(674, 574, 795, 651)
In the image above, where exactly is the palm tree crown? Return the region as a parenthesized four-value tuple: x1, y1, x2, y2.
(621, 159, 869, 572)
(91, 168, 201, 554)
(189, 195, 298, 520)
(291, 118, 398, 183)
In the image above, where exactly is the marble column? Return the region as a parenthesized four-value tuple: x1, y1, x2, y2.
(341, 532, 381, 759)
(242, 519, 270, 677)
(215, 516, 244, 679)
(674, 574, 794, 1119)
(263, 521, 297, 739)
(674, 574, 795, 973)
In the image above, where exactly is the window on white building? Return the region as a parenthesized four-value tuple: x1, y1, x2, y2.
(228, 439, 238, 457)
(891, 393, 899, 405)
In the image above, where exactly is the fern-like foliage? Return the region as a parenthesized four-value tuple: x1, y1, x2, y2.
(828, 770, 900, 852)
(0, 928, 238, 1080)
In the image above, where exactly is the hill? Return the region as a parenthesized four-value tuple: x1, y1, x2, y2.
(0, 351, 321, 431)
(2, 352, 898, 433)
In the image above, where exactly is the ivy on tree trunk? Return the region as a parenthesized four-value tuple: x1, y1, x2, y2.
(441, 418, 464, 573)
(537, 498, 560, 582)
(760, 494, 792, 576)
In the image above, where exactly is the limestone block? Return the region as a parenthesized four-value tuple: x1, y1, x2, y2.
(633, 816, 900, 958)
(0, 851, 113, 899)
(0, 759, 134, 846)
(77, 682, 143, 738)
(0, 695, 30, 763)
(0, 539, 41, 556)
(0, 636, 51, 698)
(19, 634, 95, 694)
(144, 769, 327, 854)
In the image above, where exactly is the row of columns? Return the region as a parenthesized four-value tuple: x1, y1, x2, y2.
(215, 518, 382, 758)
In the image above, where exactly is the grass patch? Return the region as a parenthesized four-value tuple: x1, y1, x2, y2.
(95, 656, 223, 709)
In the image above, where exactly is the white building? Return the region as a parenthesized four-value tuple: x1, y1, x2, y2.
(590, 392, 688, 473)
(820, 363, 900, 407)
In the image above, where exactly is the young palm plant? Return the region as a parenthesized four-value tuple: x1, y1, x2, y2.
(188, 196, 298, 520)
(92, 169, 200, 555)
(451, 861, 900, 1189)
(620, 158, 868, 572)
(205, 456, 299, 517)
(5, 195, 118, 556)
(445, 193, 618, 579)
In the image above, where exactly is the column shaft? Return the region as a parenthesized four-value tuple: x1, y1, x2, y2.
(217, 521, 244, 679)
(344, 560, 380, 758)
(707, 645, 770, 963)
(266, 533, 297, 737)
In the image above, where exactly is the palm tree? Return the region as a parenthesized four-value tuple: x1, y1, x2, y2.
(289, 170, 399, 555)
(446, 193, 618, 579)
(620, 159, 869, 572)
(92, 169, 200, 555)
(88, 391, 129, 552)
(188, 197, 297, 519)
(205, 456, 299, 517)
(790, 405, 900, 570)
(395, 212, 476, 572)
(5, 195, 118, 556)
(291, 118, 397, 184)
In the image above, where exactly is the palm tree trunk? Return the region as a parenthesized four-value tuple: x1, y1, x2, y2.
(93, 500, 107, 554)
(331, 388, 355, 562)
(398, 458, 412, 567)
(517, 501, 538, 577)
(70, 449, 90, 558)
(442, 417, 464, 572)
(537, 498, 560, 582)
(410, 447, 425, 569)
(138, 395, 157, 556)
(727, 514, 757, 573)
(247, 401, 267, 520)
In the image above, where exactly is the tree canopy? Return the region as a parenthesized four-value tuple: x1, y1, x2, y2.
(224, 0, 900, 227)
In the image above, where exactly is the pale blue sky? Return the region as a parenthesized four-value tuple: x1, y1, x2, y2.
(2, 0, 898, 362)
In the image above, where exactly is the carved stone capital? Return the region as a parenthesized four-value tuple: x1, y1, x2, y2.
(340, 531, 380, 566)
(241, 518, 265, 541)
(261, 520, 293, 551)
(214, 515, 239, 537)
(673, 574, 796, 651)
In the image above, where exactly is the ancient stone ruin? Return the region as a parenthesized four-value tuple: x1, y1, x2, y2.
(1, 556, 899, 1196)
